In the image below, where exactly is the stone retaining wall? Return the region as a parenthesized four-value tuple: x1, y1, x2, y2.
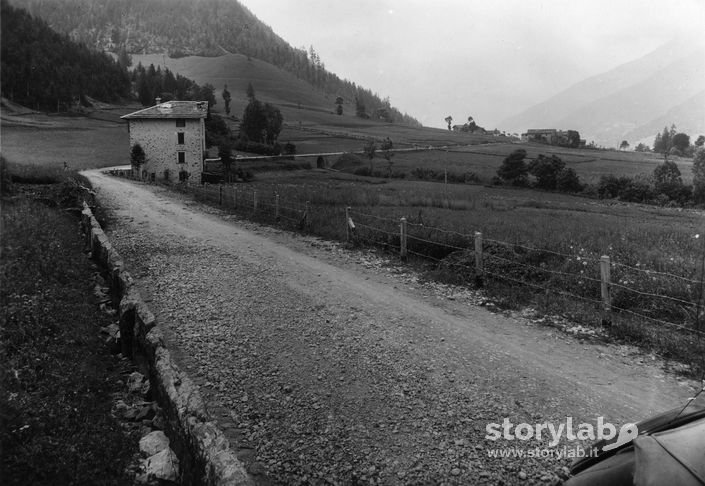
(81, 202, 253, 486)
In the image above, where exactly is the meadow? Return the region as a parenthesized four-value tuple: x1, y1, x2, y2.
(1, 108, 132, 170)
(185, 170, 705, 373)
(3, 107, 703, 372)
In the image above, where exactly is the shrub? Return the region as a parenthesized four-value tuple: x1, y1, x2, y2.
(528, 154, 565, 190)
(130, 143, 145, 169)
(411, 167, 479, 184)
(233, 139, 282, 156)
(653, 160, 684, 201)
(354, 167, 372, 177)
(333, 153, 364, 170)
(497, 149, 528, 186)
(555, 167, 583, 193)
(597, 175, 630, 199)
(283, 142, 297, 158)
(617, 179, 653, 203)
(205, 113, 230, 148)
(691, 149, 705, 203)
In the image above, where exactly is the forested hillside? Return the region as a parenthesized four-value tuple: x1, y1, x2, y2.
(0, 0, 131, 110)
(10, 0, 421, 126)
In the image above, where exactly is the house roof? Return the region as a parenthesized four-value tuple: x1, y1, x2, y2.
(121, 101, 208, 120)
(526, 129, 557, 134)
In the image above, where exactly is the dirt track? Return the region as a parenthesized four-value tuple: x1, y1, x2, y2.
(85, 170, 698, 485)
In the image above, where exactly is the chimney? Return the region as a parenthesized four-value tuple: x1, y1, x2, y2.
(155, 97, 162, 105)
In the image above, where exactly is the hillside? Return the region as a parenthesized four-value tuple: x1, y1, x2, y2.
(132, 53, 336, 120)
(0, 0, 131, 111)
(9, 0, 421, 127)
(500, 38, 705, 148)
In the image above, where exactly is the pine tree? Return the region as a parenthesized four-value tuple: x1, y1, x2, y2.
(222, 84, 231, 115)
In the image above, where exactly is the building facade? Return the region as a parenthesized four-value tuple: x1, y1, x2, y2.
(121, 101, 208, 183)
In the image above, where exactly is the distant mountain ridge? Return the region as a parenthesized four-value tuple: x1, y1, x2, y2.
(9, 0, 421, 126)
(500, 39, 705, 148)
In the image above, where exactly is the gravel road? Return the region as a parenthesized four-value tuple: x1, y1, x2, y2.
(85, 170, 698, 485)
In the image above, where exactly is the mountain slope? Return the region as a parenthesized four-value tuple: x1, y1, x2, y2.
(499, 39, 705, 147)
(9, 0, 421, 126)
(132, 53, 340, 119)
(0, 0, 131, 110)
(624, 90, 705, 146)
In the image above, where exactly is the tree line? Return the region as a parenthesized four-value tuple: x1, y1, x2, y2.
(0, 0, 131, 111)
(495, 147, 705, 207)
(624, 124, 703, 155)
(132, 63, 216, 108)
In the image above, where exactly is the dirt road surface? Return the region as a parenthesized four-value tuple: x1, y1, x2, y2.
(85, 169, 699, 485)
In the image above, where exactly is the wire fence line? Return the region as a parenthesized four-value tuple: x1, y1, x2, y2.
(106, 170, 705, 337)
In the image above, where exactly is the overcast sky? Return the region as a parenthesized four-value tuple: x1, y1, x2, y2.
(241, 0, 705, 129)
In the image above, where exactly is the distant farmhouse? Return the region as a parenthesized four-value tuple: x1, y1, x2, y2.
(121, 100, 208, 183)
(521, 129, 585, 148)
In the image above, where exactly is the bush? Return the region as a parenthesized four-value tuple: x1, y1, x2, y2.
(617, 179, 653, 203)
(653, 160, 684, 201)
(410, 167, 479, 184)
(354, 167, 386, 178)
(597, 175, 630, 199)
(130, 143, 146, 169)
(333, 153, 364, 170)
(693, 148, 705, 203)
(528, 154, 565, 190)
(205, 114, 230, 148)
(283, 142, 297, 158)
(555, 167, 583, 193)
(497, 149, 528, 186)
(233, 139, 283, 156)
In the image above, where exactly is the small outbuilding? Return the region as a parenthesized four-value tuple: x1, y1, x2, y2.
(121, 100, 208, 183)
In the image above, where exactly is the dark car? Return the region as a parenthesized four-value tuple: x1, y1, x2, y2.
(563, 391, 705, 485)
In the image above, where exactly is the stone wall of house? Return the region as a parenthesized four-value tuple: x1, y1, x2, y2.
(129, 118, 205, 183)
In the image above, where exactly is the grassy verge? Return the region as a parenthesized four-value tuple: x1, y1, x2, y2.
(0, 158, 138, 484)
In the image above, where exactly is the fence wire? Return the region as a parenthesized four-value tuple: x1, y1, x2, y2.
(110, 174, 704, 337)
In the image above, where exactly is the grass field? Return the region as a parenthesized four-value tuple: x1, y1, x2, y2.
(4, 104, 704, 372)
(0, 160, 139, 484)
(1, 111, 131, 170)
(185, 170, 705, 373)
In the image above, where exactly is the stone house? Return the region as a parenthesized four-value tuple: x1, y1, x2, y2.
(522, 129, 559, 144)
(121, 100, 208, 183)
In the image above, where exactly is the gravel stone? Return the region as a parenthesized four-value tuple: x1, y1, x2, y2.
(88, 173, 700, 485)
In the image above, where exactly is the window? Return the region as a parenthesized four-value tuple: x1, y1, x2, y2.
(176, 119, 186, 127)
(177, 132, 185, 144)
(177, 152, 185, 164)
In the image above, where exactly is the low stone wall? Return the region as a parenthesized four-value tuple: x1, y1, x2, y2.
(81, 202, 253, 486)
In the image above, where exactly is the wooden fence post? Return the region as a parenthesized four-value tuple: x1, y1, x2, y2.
(400, 217, 408, 261)
(233, 185, 237, 209)
(600, 255, 612, 326)
(219, 185, 223, 206)
(345, 207, 351, 242)
(474, 232, 484, 286)
(305, 201, 310, 229)
(275, 193, 280, 221)
(253, 189, 258, 212)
